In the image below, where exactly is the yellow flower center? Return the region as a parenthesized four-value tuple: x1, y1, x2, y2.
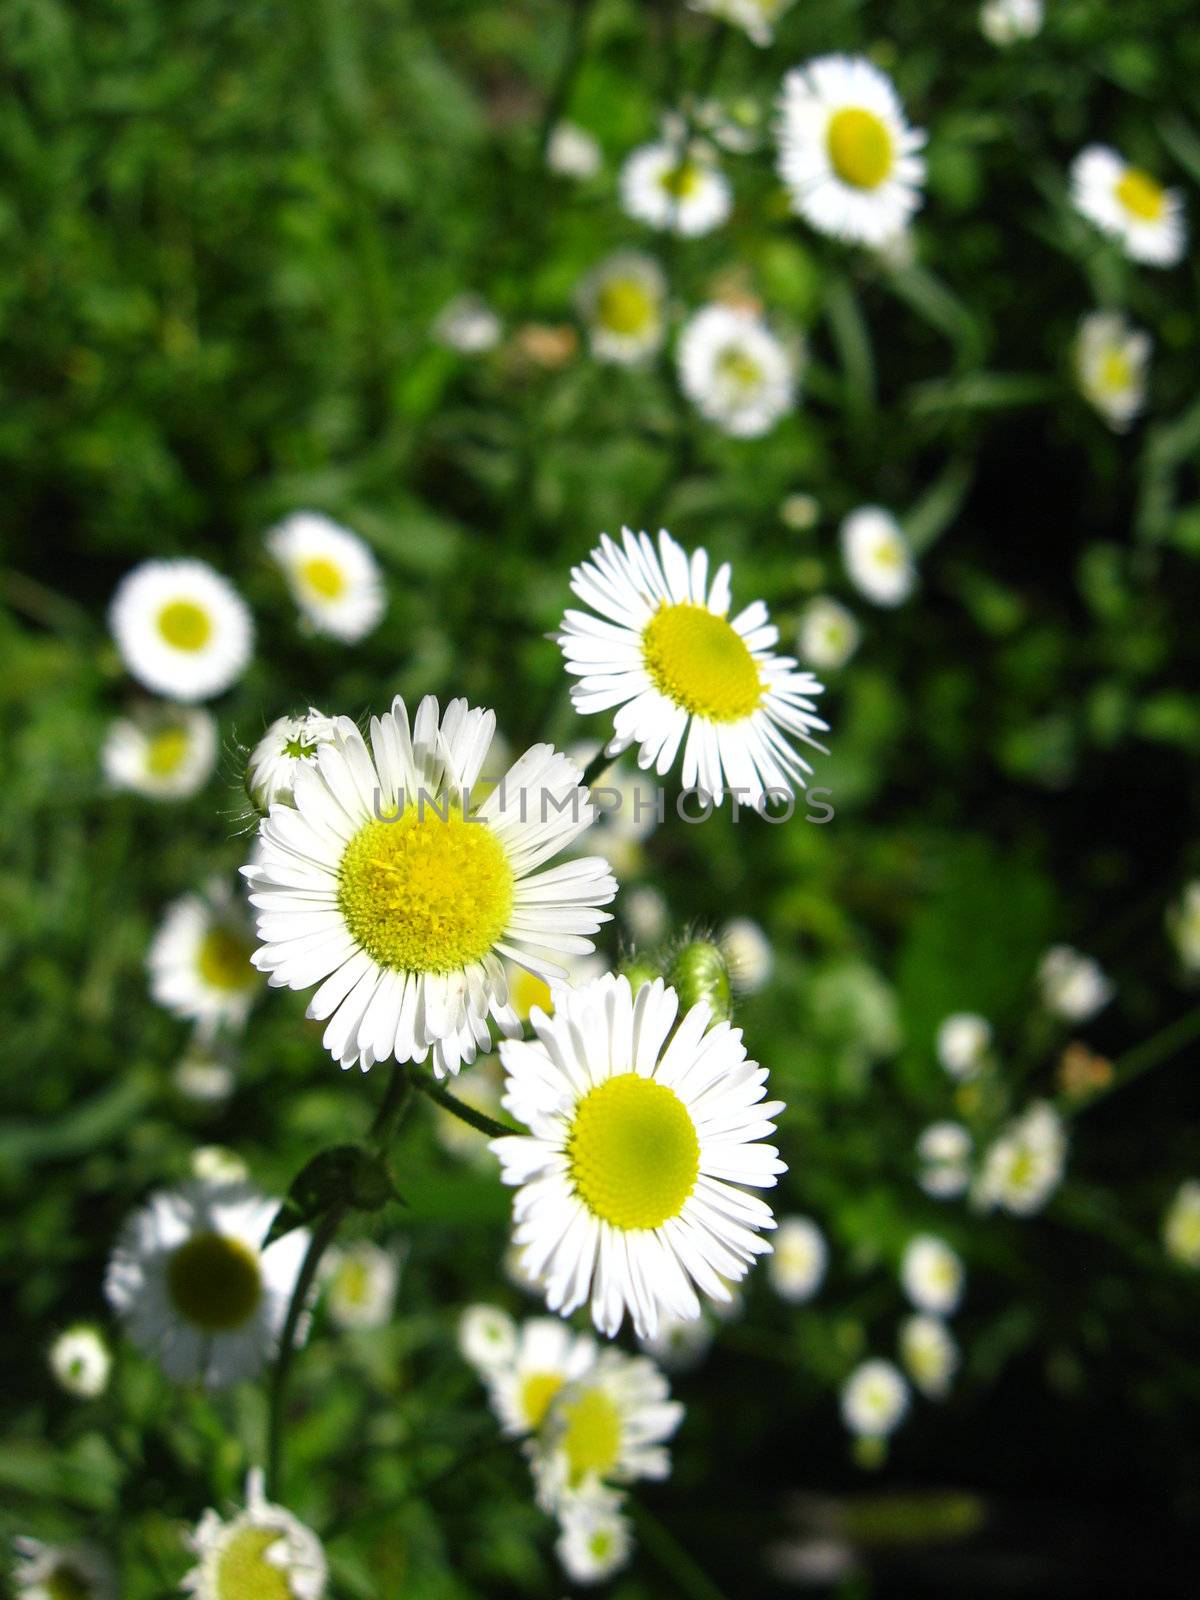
(827, 107, 894, 190)
(642, 602, 763, 723)
(510, 967, 555, 1021)
(596, 278, 656, 336)
(167, 1232, 263, 1332)
(660, 162, 702, 200)
(146, 725, 190, 776)
(334, 1258, 371, 1305)
(560, 1385, 623, 1483)
(1115, 167, 1166, 222)
(300, 555, 346, 599)
(1099, 348, 1132, 392)
(157, 599, 212, 652)
(215, 1526, 292, 1600)
(520, 1370, 565, 1429)
(716, 346, 764, 391)
(45, 1566, 90, 1600)
(569, 1073, 700, 1230)
(197, 926, 257, 992)
(338, 807, 514, 974)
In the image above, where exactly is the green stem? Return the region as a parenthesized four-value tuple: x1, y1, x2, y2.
(1068, 1002, 1200, 1116)
(414, 1075, 520, 1139)
(632, 1503, 729, 1600)
(580, 742, 613, 789)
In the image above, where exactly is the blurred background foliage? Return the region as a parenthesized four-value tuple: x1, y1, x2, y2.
(3, 0, 1200, 1594)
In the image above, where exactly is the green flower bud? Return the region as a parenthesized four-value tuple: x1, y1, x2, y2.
(618, 954, 663, 996)
(667, 939, 733, 1024)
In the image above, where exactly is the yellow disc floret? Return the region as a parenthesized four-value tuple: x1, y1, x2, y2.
(300, 556, 346, 599)
(43, 1565, 91, 1600)
(660, 162, 703, 200)
(827, 107, 894, 190)
(597, 278, 655, 337)
(158, 599, 212, 652)
(1115, 167, 1166, 222)
(197, 926, 257, 991)
(215, 1526, 293, 1600)
(1100, 348, 1132, 393)
(146, 725, 190, 776)
(520, 1370, 565, 1430)
(167, 1232, 263, 1332)
(716, 346, 764, 391)
(642, 602, 763, 723)
(338, 807, 514, 974)
(569, 1073, 700, 1230)
(560, 1385, 623, 1483)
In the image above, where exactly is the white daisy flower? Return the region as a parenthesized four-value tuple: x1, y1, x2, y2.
(1169, 881, 1200, 973)
(266, 513, 385, 644)
(936, 1013, 992, 1080)
(576, 251, 666, 366)
(486, 1316, 597, 1437)
(47, 1325, 112, 1399)
(840, 507, 916, 607)
(975, 1101, 1067, 1216)
(12, 1540, 116, 1600)
(547, 121, 602, 180)
(1074, 311, 1151, 431)
(102, 704, 218, 801)
(148, 882, 260, 1035)
(1038, 944, 1113, 1022)
(243, 695, 616, 1078)
(321, 1240, 400, 1331)
(182, 1469, 327, 1600)
(190, 1146, 249, 1185)
(557, 526, 828, 809)
(768, 1215, 827, 1303)
(776, 56, 927, 246)
(979, 0, 1043, 44)
(677, 304, 798, 439)
(637, 1310, 715, 1372)
(900, 1235, 964, 1316)
(491, 972, 786, 1340)
(690, 0, 798, 48)
(1070, 145, 1186, 267)
(1163, 1179, 1200, 1269)
(555, 1487, 634, 1585)
(898, 1314, 959, 1399)
(719, 916, 774, 995)
(245, 709, 339, 812)
(458, 1304, 518, 1373)
(433, 292, 502, 353)
(797, 596, 860, 672)
(841, 1359, 909, 1438)
(104, 1180, 309, 1388)
(109, 559, 253, 703)
(530, 1346, 684, 1510)
(916, 1122, 973, 1200)
(619, 139, 732, 237)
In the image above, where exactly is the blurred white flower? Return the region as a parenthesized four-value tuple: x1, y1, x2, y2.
(720, 916, 774, 994)
(245, 708, 339, 812)
(840, 506, 916, 607)
(12, 1540, 116, 1600)
(458, 1303, 518, 1372)
(1163, 1179, 1200, 1269)
(149, 881, 260, 1036)
(768, 1215, 828, 1303)
(102, 705, 218, 801)
(841, 1359, 909, 1437)
(780, 491, 820, 531)
(797, 596, 860, 671)
(1038, 945, 1113, 1022)
(266, 512, 385, 644)
(484, 1316, 597, 1437)
(1074, 311, 1151, 432)
(975, 1101, 1068, 1216)
(620, 139, 732, 236)
(576, 251, 666, 366)
(190, 1145, 249, 1185)
(916, 1122, 973, 1200)
(322, 1240, 401, 1330)
(555, 1486, 634, 1584)
(547, 121, 602, 180)
(899, 1314, 959, 1399)
(172, 1042, 236, 1105)
(979, 0, 1043, 45)
(677, 304, 798, 439)
(689, 0, 797, 47)
(109, 559, 253, 703)
(1168, 881, 1200, 973)
(434, 292, 502, 353)
(47, 1325, 112, 1399)
(623, 885, 669, 944)
(936, 1012, 992, 1080)
(183, 1469, 327, 1600)
(637, 1310, 715, 1372)
(1070, 145, 1186, 267)
(900, 1235, 964, 1316)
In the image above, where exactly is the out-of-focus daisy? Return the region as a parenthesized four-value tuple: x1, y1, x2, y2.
(458, 1304, 518, 1373)
(899, 1314, 958, 1399)
(677, 304, 798, 439)
(109, 560, 253, 703)
(797, 596, 860, 672)
(1038, 945, 1113, 1021)
(149, 883, 260, 1035)
(638, 1310, 715, 1371)
(1163, 1180, 1200, 1269)
(243, 696, 616, 1078)
(690, 0, 798, 48)
(433, 292, 502, 353)
(979, 0, 1043, 44)
(768, 1215, 827, 1303)
(503, 954, 607, 1026)
(576, 252, 666, 366)
(936, 1013, 992, 1080)
(492, 973, 785, 1339)
(975, 1101, 1067, 1216)
(558, 527, 827, 808)
(1170, 881, 1200, 973)
(1074, 311, 1151, 432)
(266, 512, 385, 644)
(623, 885, 669, 944)
(555, 1487, 634, 1585)
(916, 1122, 973, 1200)
(102, 704, 218, 801)
(245, 709, 339, 813)
(693, 96, 764, 156)
(777, 56, 926, 246)
(12, 1540, 116, 1600)
(530, 1347, 683, 1510)
(190, 1146, 249, 1185)
(841, 1359, 909, 1438)
(172, 1041, 236, 1105)
(1070, 146, 1186, 267)
(619, 139, 732, 237)
(182, 1469, 326, 1600)
(720, 916, 774, 995)
(321, 1240, 401, 1331)
(486, 1317, 597, 1437)
(105, 1180, 308, 1388)
(47, 1325, 112, 1399)
(900, 1235, 964, 1316)
(547, 121, 602, 180)
(781, 491, 820, 531)
(840, 507, 915, 607)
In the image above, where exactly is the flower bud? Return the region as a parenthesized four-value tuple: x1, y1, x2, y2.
(667, 939, 733, 1023)
(245, 709, 337, 813)
(618, 953, 663, 995)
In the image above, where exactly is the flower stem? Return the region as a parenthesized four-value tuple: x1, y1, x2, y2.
(632, 1502, 729, 1600)
(414, 1075, 520, 1139)
(1069, 1002, 1200, 1116)
(580, 742, 612, 789)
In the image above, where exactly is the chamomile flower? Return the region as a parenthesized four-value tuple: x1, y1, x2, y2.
(433, 293, 502, 353)
(1070, 146, 1186, 267)
(47, 1325, 112, 1399)
(105, 1181, 309, 1388)
(677, 304, 798, 438)
(900, 1235, 964, 1316)
(1163, 1180, 1200, 1269)
(1169, 881, 1200, 973)
(12, 1540, 116, 1600)
(841, 1359, 909, 1438)
(486, 1317, 597, 1437)
(979, 0, 1043, 44)
(916, 1122, 973, 1200)
(149, 883, 260, 1035)
(797, 596, 860, 672)
(899, 1314, 959, 1399)
(321, 1240, 401, 1330)
(768, 1215, 827, 1303)
(841, 507, 916, 607)
(936, 1013, 992, 1080)
(619, 139, 732, 237)
(975, 1101, 1067, 1216)
(776, 56, 927, 246)
(577, 252, 666, 365)
(1038, 945, 1113, 1022)
(245, 709, 339, 812)
(547, 121, 602, 180)
(690, 0, 798, 48)
(458, 1304, 518, 1373)
(266, 513, 385, 644)
(720, 916, 774, 995)
(555, 1488, 634, 1585)
(182, 1469, 327, 1600)
(530, 1346, 684, 1510)
(109, 559, 253, 703)
(558, 527, 828, 809)
(1074, 311, 1151, 431)
(102, 704, 218, 800)
(243, 695, 616, 1077)
(491, 972, 786, 1340)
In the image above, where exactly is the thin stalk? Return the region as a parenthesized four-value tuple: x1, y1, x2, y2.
(580, 742, 612, 789)
(632, 1503, 729, 1600)
(1068, 1002, 1200, 1116)
(415, 1075, 519, 1140)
